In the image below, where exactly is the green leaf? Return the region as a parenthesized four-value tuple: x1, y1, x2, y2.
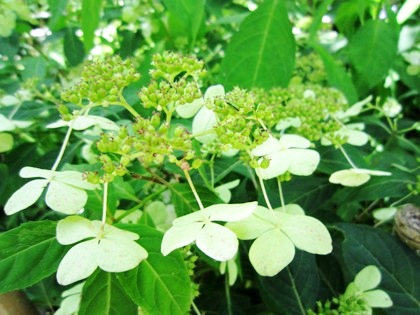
(348, 20, 398, 93)
(312, 44, 358, 104)
(0, 221, 68, 294)
(117, 225, 193, 315)
(169, 183, 223, 217)
(64, 28, 85, 66)
(0, 132, 13, 152)
(163, 0, 205, 47)
(48, 0, 68, 31)
(258, 250, 319, 314)
(78, 270, 137, 315)
(81, 0, 103, 52)
(334, 223, 420, 315)
(20, 57, 48, 80)
(220, 0, 295, 90)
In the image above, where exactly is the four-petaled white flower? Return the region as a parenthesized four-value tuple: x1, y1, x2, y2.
(329, 168, 391, 187)
(226, 205, 332, 276)
(343, 265, 392, 308)
(161, 202, 257, 261)
(5, 167, 98, 215)
(251, 135, 320, 179)
(56, 216, 148, 285)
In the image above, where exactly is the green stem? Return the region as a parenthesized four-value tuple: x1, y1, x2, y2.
(191, 301, 201, 315)
(117, 94, 140, 118)
(277, 178, 286, 212)
(102, 182, 109, 226)
(184, 169, 205, 210)
(258, 176, 273, 211)
(338, 145, 358, 169)
(50, 119, 76, 173)
(225, 273, 233, 315)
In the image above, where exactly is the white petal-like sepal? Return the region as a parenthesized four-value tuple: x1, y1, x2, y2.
(286, 149, 320, 176)
(196, 223, 239, 261)
(46, 181, 88, 214)
(161, 222, 204, 256)
(279, 134, 310, 149)
(249, 229, 295, 276)
(56, 216, 96, 245)
(4, 179, 48, 215)
(205, 201, 257, 222)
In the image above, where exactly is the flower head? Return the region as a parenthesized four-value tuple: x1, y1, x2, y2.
(251, 134, 320, 179)
(161, 202, 257, 261)
(5, 167, 98, 215)
(226, 205, 332, 276)
(56, 216, 148, 285)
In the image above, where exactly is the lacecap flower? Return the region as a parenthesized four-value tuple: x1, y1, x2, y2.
(251, 134, 320, 179)
(161, 202, 257, 261)
(56, 216, 148, 285)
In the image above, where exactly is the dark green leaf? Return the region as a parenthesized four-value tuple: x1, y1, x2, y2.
(64, 28, 85, 66)
(48, 0, 68, 31)
(20, 57, 48, 80)
(169, 183, 223, 217)
(0, 221, 67, 294)
(79, 270, 137, 315)
(81, 0, 103, 52)
(258, 251, 319, 315)
(220, 0, 295, 90)
(348, 20, 398, 93)
(117, 224, 193, 315)
(312, 44, 358, 104)
(334, 223, 420, 315)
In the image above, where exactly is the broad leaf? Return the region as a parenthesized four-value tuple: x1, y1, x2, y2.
(348, 20, 398, 93)
(117, 225, 193, 315)
(0, 221, 68, 294)
(64, 28, 85, 66)
(258, 250, 319, 314)
(79, 270, 137, 315)
(335, 223, 420, 315)
(220, 0, 295, 89)
(81, 0, 103, 52)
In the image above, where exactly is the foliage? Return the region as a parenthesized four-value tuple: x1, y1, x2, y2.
(0, 0, 419, 314)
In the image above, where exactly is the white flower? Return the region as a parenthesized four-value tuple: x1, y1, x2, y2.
(329, 168, 391, 187)
(382, 97, 402, 118)
(47, 115, 119, 131)
(321, 123, 369, 146)
(214, 179, 240, 203)
(226, 205, 332, 276)
(56, 216, 148, 286)
(343, 265, 392, 308)
(161, 202, 257, 261)
(334, 95, 373, 121)
(4, 167, 98, 215)
(251, 135, 320, 179)
(0, 113, 32, 132)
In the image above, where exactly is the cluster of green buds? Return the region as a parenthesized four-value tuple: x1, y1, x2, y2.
(253, 84, 346, 142)
(61, 56, 140, 107)
(308, 295, 371, 315)
(138, 52, 205, 117)
(292, 52, 328, 85)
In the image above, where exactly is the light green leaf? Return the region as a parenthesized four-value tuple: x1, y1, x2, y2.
(118, 225, 193, 315)
(0, 133, 13, 152)
(220, 0, 295, 89)
(282, 215, 332, 255)
(4, 179, 48, 215)
(354, 265, 382, 291)
(364, 290, 393, 308)
(348, 20, 398, 91)
(249, 229, 295, 276)
(78, 271, 137, 315)
(20, 57, 48, 80)
(0, 221, 68, 294)
(81, 0, 103, 52)
(46, 181, 88, 214)
(196, 223, 239, 261)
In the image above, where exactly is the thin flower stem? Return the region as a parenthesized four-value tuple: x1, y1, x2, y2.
(391, 191, 414, 208)
(50, 118, 76, 173)
(191, 301, 201, 315)
(118, 94, 140, 118)
(277, 178, 286, 212)
(225, 273, 233, 315)
(184, 169, 205, 210)
(102, 182, 109, 226)
(338, 145, 358, 169)
(258, 176, 273, 211)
